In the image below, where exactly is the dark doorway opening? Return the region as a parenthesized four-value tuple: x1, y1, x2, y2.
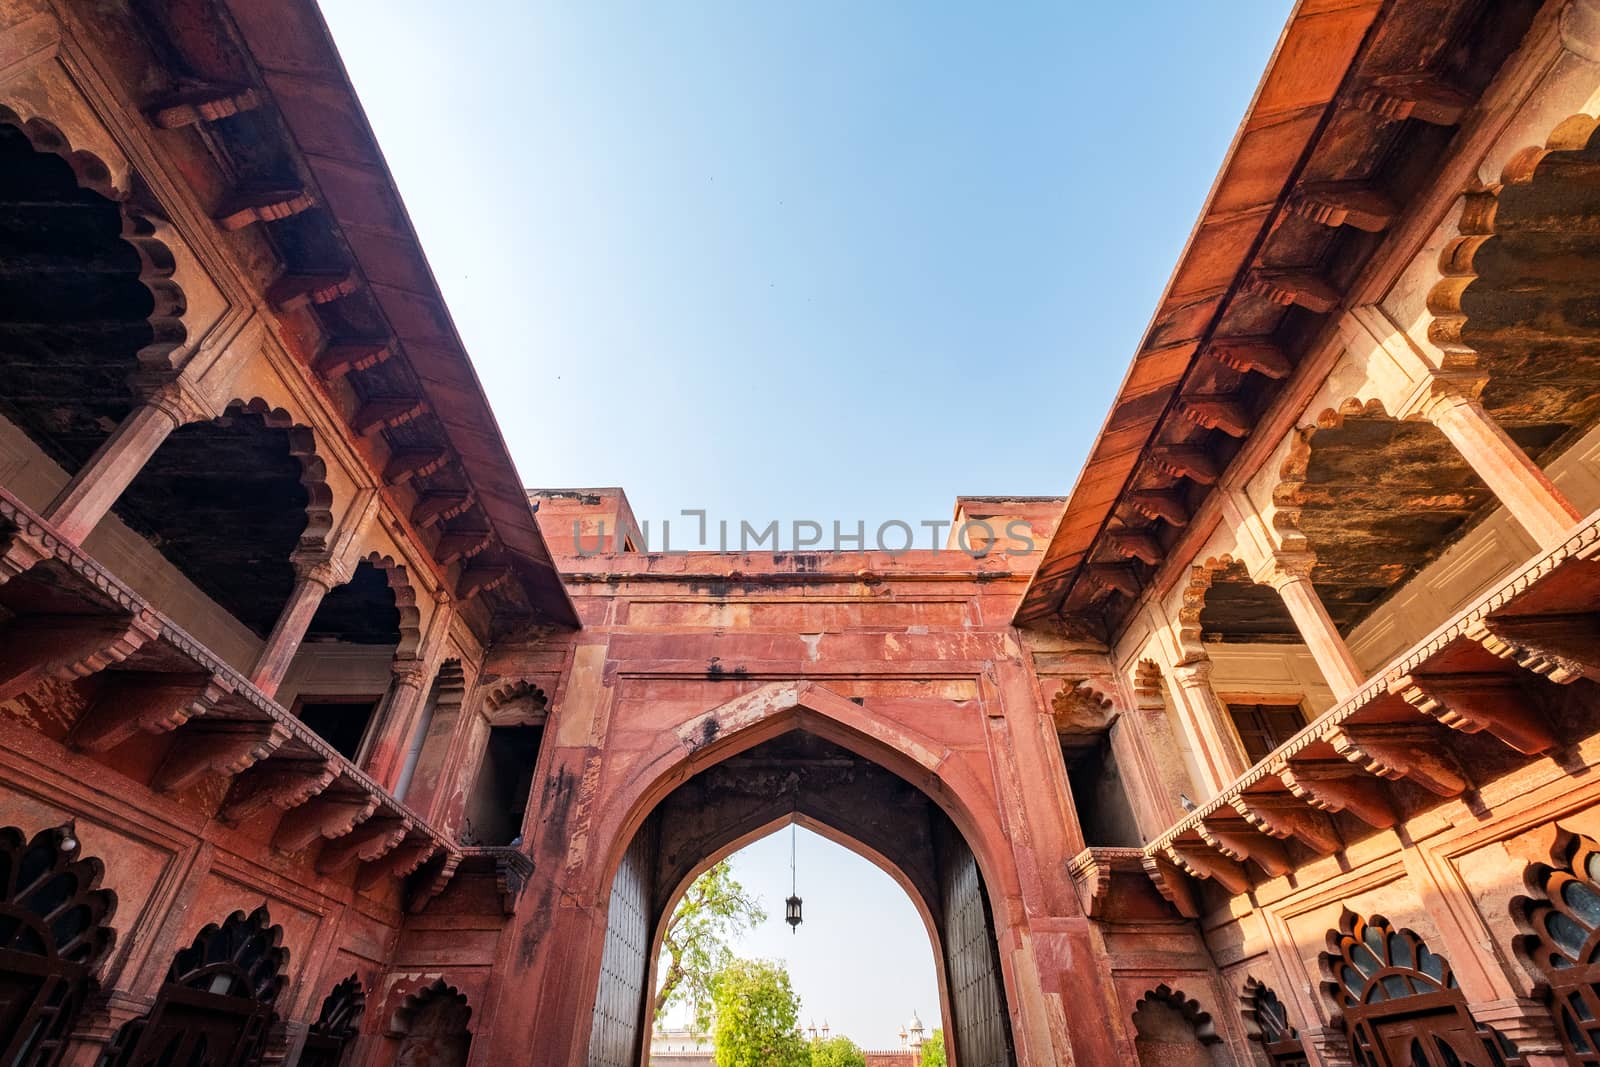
(294, 697, 382, 762)
(464, 724, 543, 846)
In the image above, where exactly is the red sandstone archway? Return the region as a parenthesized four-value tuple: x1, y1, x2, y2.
(576, 681, 1024, 1067)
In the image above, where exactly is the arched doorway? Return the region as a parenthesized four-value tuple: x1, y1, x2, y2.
(586, 725, 1018, 1067)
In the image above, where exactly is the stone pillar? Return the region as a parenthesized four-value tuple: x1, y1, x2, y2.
(249, 558, 346, 699)
(1168, 655, 1251, 795)
(363, 656, 433, 790)
(44, 384, 203, 543)
(1416, 387, 1581, 550)
(1260, 554, 1364, 702)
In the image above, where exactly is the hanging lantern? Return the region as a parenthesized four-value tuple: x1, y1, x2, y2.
(786, 823, 802, 933)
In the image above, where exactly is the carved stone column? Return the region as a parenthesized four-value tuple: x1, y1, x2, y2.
(1168, 655, 1251, 794)
(249, 556, 347, 699)
(1259, 553, 1364, 701)
(363, 655, 433, 790)
(1413, 385, 1581, 550)
(44, 381, 208, 543)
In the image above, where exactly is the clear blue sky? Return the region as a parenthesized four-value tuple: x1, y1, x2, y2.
(319, 0, 1293, 1047)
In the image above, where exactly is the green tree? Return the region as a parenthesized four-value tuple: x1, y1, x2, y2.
(811, 1034, 867, 1067)
(709, 958, 809, 1067)
(655, 861, 765, 1031)
(918, 1029, 947, 1067)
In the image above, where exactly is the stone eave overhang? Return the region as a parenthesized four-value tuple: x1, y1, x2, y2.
(171, 0, 579, 630)
(1014, 0, 1538, 631)
(1137, 504, 1600, 906)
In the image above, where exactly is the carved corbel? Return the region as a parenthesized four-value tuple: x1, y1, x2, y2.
(316, 817, 412, 874)
(1276, 759, 1397, 829)
(1165, 842, 1252, 896)
(1231, 791, 1341, 855)
(1209, 340, 1292, 379)
(313, 337, 393, 379)
(146, 84, 260, 128)
(357, 840, 439, 891)
(213, 186, 315, 230)
(218, 758, 339, 825)
(1468, 615, 1600, 685)
(1178, 396, 1252, 437)
(1106, 531, 1163, 566)
(1148, 446, 1220, 485)
(267, 271, 358, 312)
(351, 396, 426, 435)
(1084, 563, 1140, 599)
(0, 614, 160, 702)
(154, 719, 290, 793)
(1243, 271, 1341, 313)
(1289, 182, 1397, 232)
(272, 792, 380, 854)
(1390, 672, 1556, 755)
(1350, 73, 1471, 125)
(407, 850, 464, 914)
(1140, 852, 1200, 918)
(1197, 815, 1292, 877)
(1327, 724, 1467, 797)
(434, 528, 493, 566)
(412, 491, 474, 528)
(1128, 491, 1189, 527)
(494, 850, 535, 915)
(69, 671, 231, 752)
(382, 448, 449, 485)
(1068, 850, 1116, 918)
(457, 564, 512, 600)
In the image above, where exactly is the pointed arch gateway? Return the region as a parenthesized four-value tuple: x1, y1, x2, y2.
(582, 681, 1019, 1067)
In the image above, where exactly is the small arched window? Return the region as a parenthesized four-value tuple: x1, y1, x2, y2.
(1321, 910, 1525, 1066)
(1513, 831, 1600, 1063)
(301, 973, 365, 1067)
(0, 824, 118, 1066)
(102, 905, 287, 1067)
(1241, 978, 1307, 1067)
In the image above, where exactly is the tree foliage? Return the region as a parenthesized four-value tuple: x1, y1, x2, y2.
(710, 958, 809, 1067)
(919, 1029, 947, 1067)
(655, 860, 765, 1030)
(810, 1034, 867, 1067)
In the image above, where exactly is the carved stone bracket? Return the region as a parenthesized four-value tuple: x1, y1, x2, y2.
(1469, 615, 1600, 685)
(1179, 396, 1251, 437)
(1128, 490, 1189, 527)
(0, 614, 160, 702)
(218, 758, 339, 826)
(316, 817, 412, 874)
(1140, 852, 1200, 919)
(1166, 842, 1251, 896)
(1327, 724, 1468, 797)
(1231, 791, 1341, 854)
(406, 850, 464, 914)
(272, 793, 380, 854)
(1466, 996, 1563, 1055)
(493, 849, 534, 915)
(357, 840, 439, 891)
(1276, 759, 1398, 829)
(69, 672, 231, 752)
(154, 719, 290, 793)
(1391, 672, 1557, 755)
(1197, 815, 1292, 877)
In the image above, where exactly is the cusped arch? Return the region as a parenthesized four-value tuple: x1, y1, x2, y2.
(219, 397, 335, 553)
(1429, 112, 1600, 361)
(358, 551, 422, 658)
(385, 976, 471, 1037)
(0, 106, 187, 370)
(483, 679, 549, 726)
(1132, 983, 1221, 1044)
(1177, 553, 1254, 657)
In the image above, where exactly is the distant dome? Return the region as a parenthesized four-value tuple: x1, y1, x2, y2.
(907, 1012, 925, 1032)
